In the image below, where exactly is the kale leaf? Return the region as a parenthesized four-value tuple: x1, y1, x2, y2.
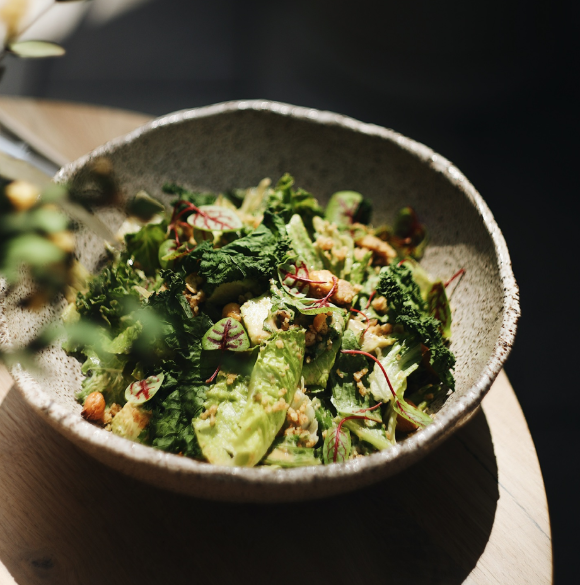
(182, 222, 290, 288)
(145, 274, 214, 456)
(377, 264, 455, 389)
(75, 261, 144, 329)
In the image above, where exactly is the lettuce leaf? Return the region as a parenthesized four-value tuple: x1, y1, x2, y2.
(230, 330, 306, 466)
(193, 375, 251, 465)
(286, 214, 323, 271)
(265, 173, 324, 231)
(262, 435, 321, 468)
(328, 330, 390, 451)
(302, 312, 346, 387)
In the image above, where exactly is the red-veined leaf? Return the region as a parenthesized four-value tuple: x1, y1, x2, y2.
(391, 206, 428, 259)
(278, 258, 324, 298)
(125, 373, 164, 405)
(323, 426, 351, 464)
(187, 205, 242, 232)
(427, 281, 452, 339)
(202, 318, 250, 352)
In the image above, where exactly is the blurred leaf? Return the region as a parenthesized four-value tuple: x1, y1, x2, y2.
(127, 191, 166, 221)
(124, 222, 167, 274)
(41, 184, 68, 204)
(29, 207, 69, 233)
(4, 234, 65, 281)
(8, 41, 66, 59)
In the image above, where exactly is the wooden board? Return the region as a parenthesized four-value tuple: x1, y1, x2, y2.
(0, 96, 151, 167)
(0, 98, 552, 584)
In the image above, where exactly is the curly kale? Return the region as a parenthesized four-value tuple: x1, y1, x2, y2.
(75, 261, 144, 329)
(377, 264, 455, 389)
(182, 222, 290, 291)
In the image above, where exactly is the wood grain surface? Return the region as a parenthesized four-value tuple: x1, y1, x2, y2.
(0, 98, 552, 584)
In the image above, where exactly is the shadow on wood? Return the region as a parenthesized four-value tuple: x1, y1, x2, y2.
(0, 385, 497, 584)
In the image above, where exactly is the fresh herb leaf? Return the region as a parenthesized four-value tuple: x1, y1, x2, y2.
(124, 222, 167, 274)
(391, 207, 428, 259)
(265, 173, 324, 231)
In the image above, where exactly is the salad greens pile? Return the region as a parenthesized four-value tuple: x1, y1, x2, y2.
(63, 174, 456, 467)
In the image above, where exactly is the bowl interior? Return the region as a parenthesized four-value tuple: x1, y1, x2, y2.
(0, 102, 518, 500)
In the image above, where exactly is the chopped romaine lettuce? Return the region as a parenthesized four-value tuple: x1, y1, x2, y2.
(193, 374, 251, 465)
(263, 436, 321, 468)
(111, 402, 151, 442)
(286, 214, 323, 271)
(302, 312, 346, 387)
(229, 330, 306, 467)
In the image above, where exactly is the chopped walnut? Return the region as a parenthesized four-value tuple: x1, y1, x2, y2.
(353, 367, 369, 397)
(355, 234, 397, 266)
(309, 270, 356, 306)
(183, 274, 206, 316)
(354, 247, 370, 262)
(312, 312, 330, 335)
(367, 322, 393, 337)
(371, 295, 388, 313)
(283, 391, 318, 448)
(102, 402, 122, 425)
(222, 302, 242, 322)
(271, 398, 287, 412)
(275, 309, 292, 331)
(353, 367, 369, 383)
(315, 235, 334, 251)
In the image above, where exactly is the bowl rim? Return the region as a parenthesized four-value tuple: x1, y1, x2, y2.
(5, 99, 520, 492)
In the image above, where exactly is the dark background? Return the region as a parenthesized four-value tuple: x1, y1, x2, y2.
(3, 1, 578, 581)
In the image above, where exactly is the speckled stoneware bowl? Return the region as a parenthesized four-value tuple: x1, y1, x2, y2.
(0, 100, 519, 502)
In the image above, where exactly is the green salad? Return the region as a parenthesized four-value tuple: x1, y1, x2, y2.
(63, 174, 456, 467)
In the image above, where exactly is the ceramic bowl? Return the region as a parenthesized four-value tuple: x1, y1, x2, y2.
(0, 100, 519, 502)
